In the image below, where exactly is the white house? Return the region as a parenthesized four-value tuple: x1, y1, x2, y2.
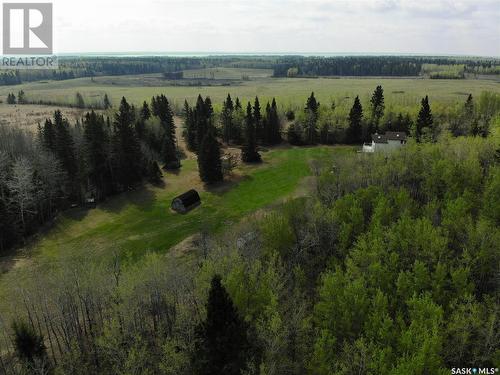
(362, 131, 407, 153)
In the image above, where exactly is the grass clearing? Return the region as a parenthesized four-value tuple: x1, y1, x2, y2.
(0, 145, 352, 300)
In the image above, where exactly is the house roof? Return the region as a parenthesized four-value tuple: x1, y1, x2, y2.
(173, 189, 201, 207)
(372, 131, 407, 144)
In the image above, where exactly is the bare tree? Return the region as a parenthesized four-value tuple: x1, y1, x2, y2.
(7, 157, 36, 233)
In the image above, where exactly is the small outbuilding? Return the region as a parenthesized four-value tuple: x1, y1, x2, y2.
(362, 131, 407, 153)
(171, 189, 201, 213)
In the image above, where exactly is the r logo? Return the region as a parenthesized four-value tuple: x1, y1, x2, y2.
(3, 3, 53, 54)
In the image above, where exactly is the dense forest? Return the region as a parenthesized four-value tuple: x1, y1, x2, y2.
(1, 55, 499, 85)
(0, 82, 499, 374)
(1, 135, 499, 374)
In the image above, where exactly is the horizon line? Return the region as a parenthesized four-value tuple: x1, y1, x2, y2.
(55, 51, 500, 59)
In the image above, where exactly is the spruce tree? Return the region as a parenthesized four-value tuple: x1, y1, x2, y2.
(194, 95, 210, 150)
(147, 160, 163, 185)
(464, 94, 478, 136)
(415, 95, 433, 142)
(140, 101, 151, 120)
(39, 119, 56, 152)
(193, 275, 251, 375)
(270, 98, 281, 144)
(253, 96, 263, 143)
(112, 97, 144, 188)
(198, 127, 223, 184)
(83, 111, 112, 199)
(183, 100, 197, 151)
(156, 95, 180, 169)
(7, 93, 16, 104)
(75, 92, 85, 108)
(12, 319, 50, 372)
(235, 97, 242, 110)
(151, 96, 159, 117)
(305, 92, 319, 117)
(242, 102, 261, 163)
(304, 92, 319, 144)
(370, 85, 385, 133)
(347, 96, 363, 144)
(53, 110, 77, 180)
(103, 93, 111, 109)
(221, 94, 234, 144)
(17, 90, 26, 104)
(263, 101, 272, 144)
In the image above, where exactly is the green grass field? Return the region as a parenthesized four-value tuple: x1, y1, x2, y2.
(0, 146, 350, 301)
(1, 69, 499, 113)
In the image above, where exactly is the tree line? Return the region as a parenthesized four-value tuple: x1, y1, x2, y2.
(1, 134, 498, 374)
(0, 91, 285, 251)
(2, 56, 498, 85)
(6, 91, 111, 110)
(273, 56, 500, 77)
(182, 94, 282, 184)
(286, 87, 498, 146)
(0, 95, 178, 252)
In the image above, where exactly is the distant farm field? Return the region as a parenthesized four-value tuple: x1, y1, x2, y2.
(1, 69, 499, 116)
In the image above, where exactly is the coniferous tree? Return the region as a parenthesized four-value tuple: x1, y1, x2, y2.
(242, 102, 261, 163)
(235, 97, 242, 110)
(134, 118, 146, 140)
(75, 92, 85, 108)
(204, 97, 214, 125)
(17, 90, 26, 104)
(198, 127, 223, 184)
(347, 96, 363, 144)
(147, 160, 163, 185)
(83, 111, 112, 199)
(415, 95, 433, 142)
(53, 110, 77, 182)
(103, 93, 111, 109)
(304, 92, 319, 144)
(305, 92, 320, 117)
(221, 94, 234, 144)
(140, 101, 151, 120)
(183, 100, 197, 151)
(39, 119, 56, 152)
(112, 97, 144, 188)
(270, 98, 281, 144)
(12, 319, 50, 373)
(464, 94, 479, 136)
(151, 96, 159, 117)
(253, 97, 263, 143)
(7, 93, 16, 104)
(263, 102, 272, 144)
(193, 275, 251, 375)
(194, 95, 210, 150)
(156, 95, 180, 169)
(370, 85, 385, 133)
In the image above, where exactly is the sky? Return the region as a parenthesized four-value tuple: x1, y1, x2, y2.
(33, 0, 500, 56)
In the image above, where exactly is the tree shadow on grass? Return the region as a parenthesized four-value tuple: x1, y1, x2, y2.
(99, 186, 157, 214)
(204, 174, 254, 196)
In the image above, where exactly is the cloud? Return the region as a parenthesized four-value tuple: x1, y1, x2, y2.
(52, 0, 500, 56)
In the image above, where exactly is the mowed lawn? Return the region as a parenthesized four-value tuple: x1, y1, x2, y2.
(6, 146, 346, 270)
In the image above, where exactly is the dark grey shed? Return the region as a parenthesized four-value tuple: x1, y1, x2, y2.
(171, 189, 201, 213)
